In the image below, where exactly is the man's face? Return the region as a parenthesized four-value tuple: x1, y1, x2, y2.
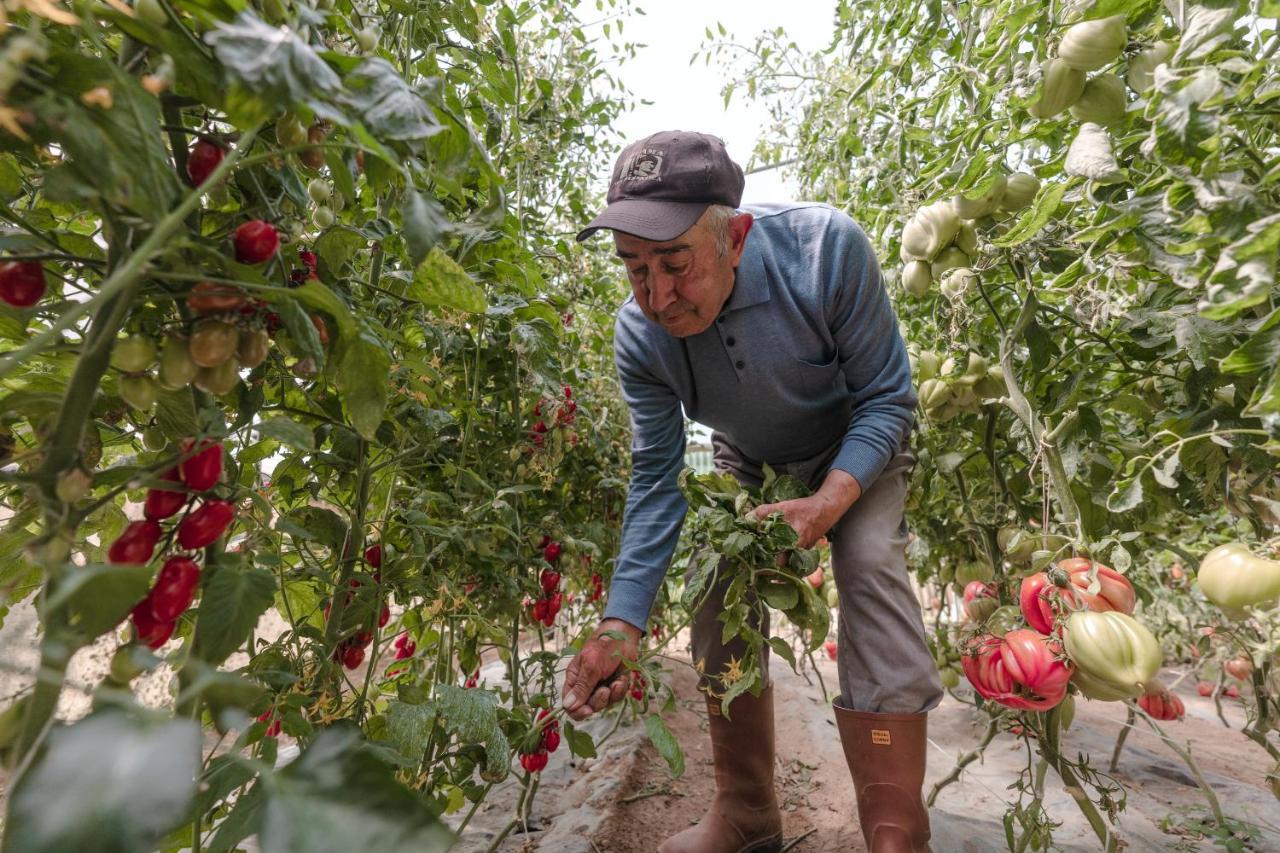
(613, 211, 753, 338)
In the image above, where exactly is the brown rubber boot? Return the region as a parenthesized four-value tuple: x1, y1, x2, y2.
(658, 685, 783, 853)
(833, 702, 932, 853)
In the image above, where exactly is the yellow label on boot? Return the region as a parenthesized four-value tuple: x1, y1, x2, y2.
(871, 729, 891, 746)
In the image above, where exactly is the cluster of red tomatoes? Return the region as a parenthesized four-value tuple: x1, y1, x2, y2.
(528, 384, 578, 450)
(527, 536, 564, 628)
(106, 440, 232, 648)
(518, 709, 561, 774)
(961, 558, 1137, 712)
(330, 544, 390, 670)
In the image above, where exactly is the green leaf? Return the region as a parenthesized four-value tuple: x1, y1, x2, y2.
(767, 636, 798, 670)
(261, 728, 453, 852)
(192, 564, 276, 666)
(410, 248, 487, 314)
(255, 416, 315, 450)
(278, 296, 325, 367)
(50, 563, 152, 641)
(3, 711, 199, 853)
(1106, 474, 1145, 512)
(313, 227, 367, 280)
(991, 181, 1069, 247)
(1220, 308, 1280, 375)
(401, 191, 449, 268)
(339, 58, 442, 141)
(385, 700, 437, 759)
(644, 714, 685, 778)
(285, 506, 349, 552)
(291, 279, 358, 340)
(564, 722, 597, 759)
(759, 580, 799, 611)
(336, 330, 390, 440)
(207, 13, 345, 119)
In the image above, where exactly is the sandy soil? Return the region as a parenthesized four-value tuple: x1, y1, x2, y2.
(461, 641, 1280, 853)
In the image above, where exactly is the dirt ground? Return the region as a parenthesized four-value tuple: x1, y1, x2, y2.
(458, 641, 1280, 853)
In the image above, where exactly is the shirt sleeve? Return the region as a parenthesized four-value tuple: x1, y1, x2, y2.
(602, 315, 688, 632)
(825, 215, 917, 488)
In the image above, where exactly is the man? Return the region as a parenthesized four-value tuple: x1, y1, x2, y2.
(563, 130, 942, 853)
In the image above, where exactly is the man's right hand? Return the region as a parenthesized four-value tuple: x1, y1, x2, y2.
(562, 618, 643, 721)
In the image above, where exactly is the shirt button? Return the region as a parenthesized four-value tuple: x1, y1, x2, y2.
(735, 359, 745, 369)
(726, 336, 736, 346)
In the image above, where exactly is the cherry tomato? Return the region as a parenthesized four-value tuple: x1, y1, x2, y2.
(149, 555, 201, 621)
(180, 439, 223, 491)
(340, 642, 365, 669)
(188, 319, 239, 368)
(186, 140, 224, 186)
(0, 260, 46, 307)
(543, 540, 561, 562)
(108, 520, 162, 565)
(233, 220, 279, 264)
(364, 544, 382, 568)
(177, 499, 235, 549)
(131, 601, 177, 649)
(186, 281, 246, 315)
(539, 569, 561, 594)
(144, 468, 188, 520)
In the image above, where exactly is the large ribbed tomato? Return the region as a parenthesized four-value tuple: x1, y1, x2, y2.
(1138, 688, 1185, 722)
(963, 580, 998, 622)
(1196, 543, 1280, 616)
(961, 631, 1071, 711)
(1019, 558, 1135, 633)
(1063, 610, 1162, 701)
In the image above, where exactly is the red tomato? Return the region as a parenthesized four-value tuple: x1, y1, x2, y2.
(805, 568, 824, 589)
(824, 639, 838, 660)
(108, 520, 162, 565)
(519, 750, 548, 773)
(379, 603, 390, 628)
(148, 556, 201, 621)
(0, 260, 47, 307)
(543, 540, 561, 562)
(340, 643, 365, 669)
(1224, 657, 1252, 681)
(1138, 689, 1185, 721)
(364, 544, 382, 568)
(962, 631, 1072, 712)
(394, 639, 416, 660)
(144, 468, 188, 520)
(177, 499, 235, 549)
(963, 580, 998, 622)
(540, 568, 561, 594)
(131, 601, 176, 649)
(1196, 681, 1213, 697)
(1020, 559, 1135, 634)
(186, 139, 224, 186)
(180, 439, 223, 491)
(233, 220, 279, 264)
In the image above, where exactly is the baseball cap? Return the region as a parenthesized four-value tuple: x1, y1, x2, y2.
(576, 130, 745, 242)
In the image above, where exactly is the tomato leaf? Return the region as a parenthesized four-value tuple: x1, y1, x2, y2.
(991, 181, 1069, 247)
(192, 563, 276, 666)
(564, 722, 597, 759)
(644, 714, 685, 778)
(50, 562, 152, 641)
(338, 58, 442, 142)
(3, 711, 200, 853)
(401, 190, 449, 268)
(410, 248, 487, 314)
(254, 416, 315, 451)
(336, 330, 390, 441)
(207, 13, 345, 121)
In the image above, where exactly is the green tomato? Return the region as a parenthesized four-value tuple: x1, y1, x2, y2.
(356, 26, 380, 52)
(142, 425, 168, 450)
(119, 374, 160, 410)
(902, 261, 932, 297)
(955, 560, 993, 586)
(1196, 543, 1280, 617)
(939, 667, 960, 689)
(307, 179, 331, 204)
(313, 206, 335, 228)
(157, 333, 197, 390)
(1063, 611, 1161, 701)
(135, 0, 168, 27)
(275, 113, 308, 149)
(112, 335, 157, 373)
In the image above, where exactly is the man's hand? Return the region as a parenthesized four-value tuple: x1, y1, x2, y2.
(751, 469, 862, 548)
(562, 618, 643, 721)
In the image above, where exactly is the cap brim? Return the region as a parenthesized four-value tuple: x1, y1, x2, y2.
(576, 199, 710, 243)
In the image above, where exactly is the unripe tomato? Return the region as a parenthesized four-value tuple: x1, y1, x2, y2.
(186, 139, 224, 186)
(355, 25, 379, 52)
(306, 179, 331, 204)
(1070, 74, 1127, 125)
(149, 555, 201, 621)
(157, 333, 197, 390)
(108, 519, 162, 565)
(1029, 58, 1086, 118)
(0, 260, 47, 307)
(237, 328, 271, 368)
(1126, 40, 1174, 93)
(180, 439, 223, 491)
(953, 174, 1007, 220)
(298, 125, 327, 170)
(1196, 543, 1280, 616)
(55, 467, 92, 503)
(177, 499, 235, 549)
(144, 470, 188, 521)
(962, 580, 998, 622)
(142, 426, 168, 450)
(119, 374, 159, 410)
(112, 335, 157, 373)
(1063, 611, 1162, 701)
(131, 601, 176, 649)
(188, 319, 239, 368)
(275, 112, 308, 149)
(999, 173, 1040, 211)
(1057, 14, 1127, 72)
(312, 206, 335, 229)
(902, 260, 932, 297)
(233, 220, 279, 264)
(938, 666, 960, 689)
(195, 358, 241, 395)
(187, 281, 246, 315)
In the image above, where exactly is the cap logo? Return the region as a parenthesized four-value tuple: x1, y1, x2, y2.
(622, 147, 664, 182)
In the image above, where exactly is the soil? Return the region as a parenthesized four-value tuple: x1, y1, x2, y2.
(458, 638, 1280, 853)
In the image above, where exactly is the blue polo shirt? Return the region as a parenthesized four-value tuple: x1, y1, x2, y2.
(604, 202, 917, 631)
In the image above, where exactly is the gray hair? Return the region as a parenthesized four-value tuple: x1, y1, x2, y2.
(702, 204, 736, 256)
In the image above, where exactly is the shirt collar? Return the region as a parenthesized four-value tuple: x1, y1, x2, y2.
(719, 231, 770, 315)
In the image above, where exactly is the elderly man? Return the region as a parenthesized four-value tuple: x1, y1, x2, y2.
(563, 131, 941, 853)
